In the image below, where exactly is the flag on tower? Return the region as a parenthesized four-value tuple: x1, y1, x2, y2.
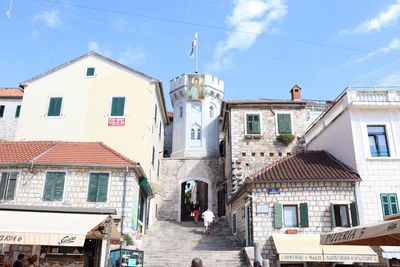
(188, 32, 198, 58)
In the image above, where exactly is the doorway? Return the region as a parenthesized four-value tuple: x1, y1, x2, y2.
(180, 180, 208, 221)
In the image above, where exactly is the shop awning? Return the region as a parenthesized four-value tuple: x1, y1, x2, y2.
(140, 178, 154, 198)
(273, 234, 378, 263)
(0, 210, 119, 247)
(381, 246, 400, 259)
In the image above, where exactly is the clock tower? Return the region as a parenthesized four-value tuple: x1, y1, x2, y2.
(169, 73, 224, 158)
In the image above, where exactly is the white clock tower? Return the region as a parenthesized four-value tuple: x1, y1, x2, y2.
(169, 73, 224, 158)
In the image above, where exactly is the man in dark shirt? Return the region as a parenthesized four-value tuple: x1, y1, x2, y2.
(13, 254, 24, 267)
(0, 254, 4, 267)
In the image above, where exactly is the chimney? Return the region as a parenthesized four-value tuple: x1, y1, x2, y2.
(290, 85, 301, 100)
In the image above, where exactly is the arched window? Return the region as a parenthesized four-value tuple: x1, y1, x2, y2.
(197, 128, 201, 140)
(191, 129, 195, 140)
(179, 106, 183, 118)
(209, 106, 214, 118)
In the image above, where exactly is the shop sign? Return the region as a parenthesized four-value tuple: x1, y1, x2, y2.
(108, 118, 125, 126)
(268, 187, 280, 195)
(256, 204, 269, 214)
(0, 235, 23, 243)
(324, 255, 378, 263)
(58, 236, 77, 245)
(280, 254, 323, 262)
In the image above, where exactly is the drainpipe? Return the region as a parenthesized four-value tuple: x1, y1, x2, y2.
(119, 166, 129, 267)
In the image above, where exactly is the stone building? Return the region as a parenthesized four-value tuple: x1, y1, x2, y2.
(159, 73, 225, 221)
(229, 150, 378, 266)
(0, 88, 23, 141)
(0, 141, 153, 265)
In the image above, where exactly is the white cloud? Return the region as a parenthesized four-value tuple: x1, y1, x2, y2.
(348, 38, 400, 64)
(87, 42, 146, 66)
(208, 0, 287, 71)
(341, 0, 400, 34)
(88, 41, 101, 52)
(34, 9, 62, 28)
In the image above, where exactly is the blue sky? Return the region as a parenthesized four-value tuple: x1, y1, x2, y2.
(1, 0, 400, 109)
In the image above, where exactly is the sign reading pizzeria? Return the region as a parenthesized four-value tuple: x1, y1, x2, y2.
(108, 118, 125, 127)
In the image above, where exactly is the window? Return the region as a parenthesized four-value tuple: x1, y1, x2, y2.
(87, 173, 109, 202)
(209, 106, 214, 118)
(232, 212, 237, 234)
(43, 172, 65, 201)
(0, 105, 5, 118)
(157, 160, 160, 178)
(330, 203, 359, 227)
(86, 67, 95, 77)
(179, 106, 183, 118)
(159, 122, 162, 138)
(191, 129, 195, 140)
(333, 205, 350, 227)
(197, 128, 201, 140)
(152, 146, 155, 166)
(154, 104, 158, 123)
(277, 114, 292, 134)
(274, 203, 309, 228)
(111, 97, 125, 117)
(47, 97, 62, 117)
(381, 194, 399, 217)
(0, 172, 18, 200)
(15, 105, 21, 118)
(246, 114, 260, 134)
(368, 126, 390, 157)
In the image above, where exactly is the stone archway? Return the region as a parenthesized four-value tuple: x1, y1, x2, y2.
(178, 177, 213, 221)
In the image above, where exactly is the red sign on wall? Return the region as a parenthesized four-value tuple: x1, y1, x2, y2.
(108, 118, 125, 126)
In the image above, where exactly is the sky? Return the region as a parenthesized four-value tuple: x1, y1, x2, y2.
(1, 0, 400, 110)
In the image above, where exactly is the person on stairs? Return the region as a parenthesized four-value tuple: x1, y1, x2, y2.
(201, 209, 214, 235)
(191, 258, 203, 267)
(193, 203, 200, 224)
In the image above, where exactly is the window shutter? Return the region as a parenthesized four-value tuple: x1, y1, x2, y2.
(97, 173, 109, 202)
(88, 173, 99, 202)
(5, 172, 18, 200)
(274, 203, 283, 228)
(111, 98, 118, 116)
(381, 195, 391, 216)
(0, 105, 4, 117)
(390, 195, 399, 215)
(43, 172, 56, 200)
(247, 114, 260, 134)
(330, 203, 336, 227)
(232, 213, 237, 234)
(53, 172, 65, 200)
(0, 173, 7, 199)
(48, 98, 62, 116)
(299, 203, 309, 228)
(118, 98, 125, 116)
(277, 114, 292, 134)
(253, 115, 260, 134)
(350, 202, 359, 226)
(15, 105, 21, 118)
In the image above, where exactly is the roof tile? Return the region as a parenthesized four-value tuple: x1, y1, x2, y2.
(0, 88, 23, 98)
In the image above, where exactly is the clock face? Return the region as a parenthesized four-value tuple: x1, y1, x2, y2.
(191, 103, 201, 112)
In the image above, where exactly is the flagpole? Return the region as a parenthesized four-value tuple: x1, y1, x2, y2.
(195, 34, 199, 73)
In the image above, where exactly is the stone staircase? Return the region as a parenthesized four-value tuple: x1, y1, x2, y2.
(141, 219, 248, 267)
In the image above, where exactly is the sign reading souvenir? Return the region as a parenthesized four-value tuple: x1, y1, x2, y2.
(268, 187, 280, 194)
(108, 118, 125, 127)
(187, 74, 205, 101)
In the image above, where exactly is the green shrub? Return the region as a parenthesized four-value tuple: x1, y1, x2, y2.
(123, 234, 134, 246)
(276, 134, 295, 146)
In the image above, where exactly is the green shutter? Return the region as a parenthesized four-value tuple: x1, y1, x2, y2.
(277, 114, 292, 134)
(299, 203, 309, 228)
(53, 172, 65, 200)
(86, 67, 95, 76)
(274, 203, 283, 228)
(0, 105, 5, 117)
(330, 203, 336, 227)
(88, 173, 99, 202)
(43, 172, 56, 200)
(48, 97, 62, 116)
(0, 173, 7, 199)
(390, 195, 399, 215)
(97, 173, 109, 202)
(381, 194, 391, 216)
(111, 97, 125, 116)
(43, 172, 64, 201)
(232, 213, 237, 234)
(350, 202, 359, 226)
(5, 172, 18, 200)
(246, 114, 260, 134)
(15, 105, 21, 118)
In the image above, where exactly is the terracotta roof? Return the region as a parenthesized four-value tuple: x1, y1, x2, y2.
(0, 141, 138, 166)
(0, 88, 23, 98)
(248, 150, 359, 182)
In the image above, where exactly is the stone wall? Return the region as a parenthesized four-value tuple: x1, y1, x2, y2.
(158, 157, 224, 220)
(0, 165, 140, 234)
(230, 181, 356, 261)
(0, 98, 21, 141)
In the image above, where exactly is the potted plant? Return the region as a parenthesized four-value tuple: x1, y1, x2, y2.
(276, 134, 295, 146)
(286, 229, 298, 234)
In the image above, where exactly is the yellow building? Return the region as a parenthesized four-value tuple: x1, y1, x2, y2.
(15, 51, 169, 227)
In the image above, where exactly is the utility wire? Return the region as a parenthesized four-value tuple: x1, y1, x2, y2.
(35, 0, 400, 58)
(20, 0, 361, 76)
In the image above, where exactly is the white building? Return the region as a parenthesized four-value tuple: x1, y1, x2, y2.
(0, 88, 23, 141)
(305, 86, 400, 264)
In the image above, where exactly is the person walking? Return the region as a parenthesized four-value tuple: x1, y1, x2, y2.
(13, 254, 24, 267)
(253, 261, 262, 267)
(193, 203, 200, 224)
(201, 209, 214, 235)
(191, 258, 203, 267)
